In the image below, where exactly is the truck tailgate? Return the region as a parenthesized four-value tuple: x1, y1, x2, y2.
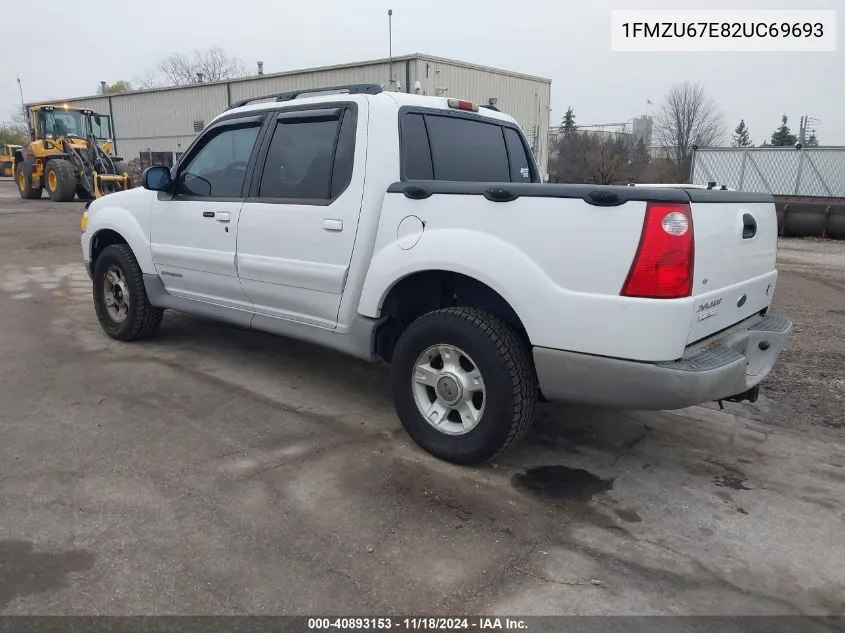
(687, 200, 778, 344)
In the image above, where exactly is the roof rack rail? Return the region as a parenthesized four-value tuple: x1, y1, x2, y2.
(228, 83, 383, 110)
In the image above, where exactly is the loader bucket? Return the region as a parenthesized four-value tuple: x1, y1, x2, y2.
(94, 172, 129, 198)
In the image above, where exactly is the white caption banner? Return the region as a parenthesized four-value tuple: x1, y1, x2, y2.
(611, 10, 837, 52)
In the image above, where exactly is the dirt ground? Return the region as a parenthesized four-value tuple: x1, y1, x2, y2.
(0, 180, 843, 621)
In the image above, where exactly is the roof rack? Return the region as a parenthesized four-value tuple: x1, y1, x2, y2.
(228, 83, 383, 110)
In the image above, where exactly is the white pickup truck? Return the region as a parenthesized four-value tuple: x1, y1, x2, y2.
(80, 84, 792, 464)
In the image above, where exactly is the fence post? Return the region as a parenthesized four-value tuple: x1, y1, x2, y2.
(738, 150, 747, 191)
(689, 148, 697, 184)
(794, 149, 805, 195)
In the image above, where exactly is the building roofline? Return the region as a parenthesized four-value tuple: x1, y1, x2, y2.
(412, 53, 550, 83)
(26, 53, 550, 107)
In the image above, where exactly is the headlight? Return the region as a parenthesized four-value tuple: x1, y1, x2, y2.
(80, 211, 88, 232)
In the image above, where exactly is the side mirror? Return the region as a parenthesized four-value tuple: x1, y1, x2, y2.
(143, 165, 172, 191)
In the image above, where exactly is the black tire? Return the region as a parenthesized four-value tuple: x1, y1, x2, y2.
(390, 307, 536, 465)
(45, 159, 77, 202)
(15, 162, 42, 199)
(1, 163, 12, 178)
(92, 244, 163, 341)
(76, 186, 94, 201)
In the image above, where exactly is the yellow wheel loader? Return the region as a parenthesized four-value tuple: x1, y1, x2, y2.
(0, 144, 21, 178)
(14, 104, 128, 202)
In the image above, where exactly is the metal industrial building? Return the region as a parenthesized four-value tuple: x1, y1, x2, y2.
(34, 53, 552, 177)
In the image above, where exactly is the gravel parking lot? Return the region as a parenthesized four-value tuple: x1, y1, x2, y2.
(0, 179, 843, 618)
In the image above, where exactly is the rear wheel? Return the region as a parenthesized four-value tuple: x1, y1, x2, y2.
(15, 163, 42, 199)
(390, 307, 536, 465)
(45, 159, 77, 202)
(93, 244, 163, 341)
(1, 163, 12, 178)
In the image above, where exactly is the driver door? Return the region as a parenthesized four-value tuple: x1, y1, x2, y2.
(149, 112, 267, 309)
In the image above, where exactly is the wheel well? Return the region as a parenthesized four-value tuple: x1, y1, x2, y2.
(374, 271, 531, 363)
(90, 230, 129, 269)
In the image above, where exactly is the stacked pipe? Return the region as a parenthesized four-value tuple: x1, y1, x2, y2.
(773, 196, 845, 240)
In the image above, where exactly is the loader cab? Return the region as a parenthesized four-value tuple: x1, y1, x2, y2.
(30, 106, 114, 152)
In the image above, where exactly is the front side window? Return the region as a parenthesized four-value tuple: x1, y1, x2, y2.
(178, 124, 260, 198)
(89, 114, 113, 140)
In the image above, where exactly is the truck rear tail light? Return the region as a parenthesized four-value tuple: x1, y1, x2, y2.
(621, 202, 694, 299)
(447, 99, 479, 112)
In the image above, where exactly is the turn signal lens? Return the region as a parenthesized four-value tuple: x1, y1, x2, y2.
(80, 211, 88, 232)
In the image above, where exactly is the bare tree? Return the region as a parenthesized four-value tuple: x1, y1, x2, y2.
(134, 68, 161, 90)
(654, 82, 725, 182)
(157, 47, 248, 86)
(577, 134, 630, 185)
(194, 46, 248, 82)
(549, 132, 630, 184)
(159, 52, 197, 85)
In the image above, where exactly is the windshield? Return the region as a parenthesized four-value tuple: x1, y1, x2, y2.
(41, 109, 88, 138)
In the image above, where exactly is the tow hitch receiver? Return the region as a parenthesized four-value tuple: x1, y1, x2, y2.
(718, 385, 761, 409)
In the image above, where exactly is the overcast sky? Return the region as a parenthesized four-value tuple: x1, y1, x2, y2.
(1, 0, 841, 145)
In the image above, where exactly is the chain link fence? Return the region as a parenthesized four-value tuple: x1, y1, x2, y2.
(691, 148, 845, 197)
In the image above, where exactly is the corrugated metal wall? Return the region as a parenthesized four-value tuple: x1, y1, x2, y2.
(45, 55, 550, 175)
(110, 84, 228, 160)
(230, 61, 401, 102)
(42, 96, 111, 113)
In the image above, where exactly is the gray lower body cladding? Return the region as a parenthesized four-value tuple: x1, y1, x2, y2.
(533, 313, 793, 410)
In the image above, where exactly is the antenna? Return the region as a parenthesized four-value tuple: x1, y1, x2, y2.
(388, 9, 394, 89)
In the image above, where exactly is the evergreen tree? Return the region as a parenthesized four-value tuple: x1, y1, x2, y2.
(560, 107, 576, 137)
(770, 115, 797, 147)
(731, 119, 752, 147)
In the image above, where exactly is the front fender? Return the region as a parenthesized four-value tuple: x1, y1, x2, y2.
(85, 201, 154, 274)
(358, 228, 555, 340)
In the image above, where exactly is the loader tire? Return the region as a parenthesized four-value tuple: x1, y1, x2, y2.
(45, 159, 77, 202)
(16, 162, 42, 199)
(76, 186, 94, 201)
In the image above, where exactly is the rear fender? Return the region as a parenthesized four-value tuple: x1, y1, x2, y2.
(357, 227, 695, 360)
(358, 228, 548, 340)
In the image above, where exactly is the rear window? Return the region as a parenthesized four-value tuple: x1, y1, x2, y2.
(402, 112, 534, 183)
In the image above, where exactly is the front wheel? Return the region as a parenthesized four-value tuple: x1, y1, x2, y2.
(15, 163, 42, 199)
(92, 244, 163, 341)
(45, 159, 78, 202)
(390, 307, 536, 465)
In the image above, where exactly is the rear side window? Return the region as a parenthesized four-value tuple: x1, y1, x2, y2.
(257, 108, 356, 201)
(401, 111, 534, 183)
(503, 127, 533, 182)
(402, 114, 433, 180)
(424, 115, 510, 182)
